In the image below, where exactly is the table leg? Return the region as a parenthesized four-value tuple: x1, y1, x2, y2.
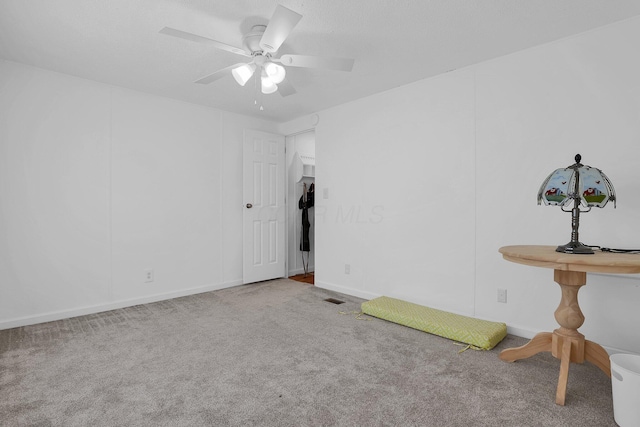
(556, 338, 572, 405)
(550, 270, 588, 405)
(585, 340, 611, 376)
(499, 269, 603, 406)
(499, 332, 552, 362)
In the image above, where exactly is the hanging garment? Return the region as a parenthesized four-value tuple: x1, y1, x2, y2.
(298, 183, 314, 252)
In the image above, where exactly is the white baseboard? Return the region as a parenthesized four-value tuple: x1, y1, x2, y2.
(0, 279, 243, 330)
(505, 325, 536, 340)
(314, 280, 380, 301)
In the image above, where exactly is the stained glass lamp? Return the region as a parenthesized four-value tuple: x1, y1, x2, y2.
(537, 154, 616, 254)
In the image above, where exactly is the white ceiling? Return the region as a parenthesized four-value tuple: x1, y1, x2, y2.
(2, 0, 640, 123)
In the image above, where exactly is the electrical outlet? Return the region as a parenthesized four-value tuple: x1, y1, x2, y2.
(323, 188, 329, 199)
(497, 288, 507, 303)
(344, 264, 350, 274)
(144, 268, 154, 283)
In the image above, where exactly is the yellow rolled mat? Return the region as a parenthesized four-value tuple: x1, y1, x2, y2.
(361, 296, 507, 350)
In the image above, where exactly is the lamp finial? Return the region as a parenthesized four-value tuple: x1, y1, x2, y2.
(574, 153, 581, 165)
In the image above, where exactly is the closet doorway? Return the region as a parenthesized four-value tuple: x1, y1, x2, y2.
(286, 130, 315, 283)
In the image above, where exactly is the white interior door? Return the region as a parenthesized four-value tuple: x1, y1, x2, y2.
(243, 130, 286, 284)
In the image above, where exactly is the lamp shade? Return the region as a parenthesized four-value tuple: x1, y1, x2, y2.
(264, 62, 286, 84)
(232, 63, 256, 86)
(261, 70, 278, 94)
(537, 155, 616, 208)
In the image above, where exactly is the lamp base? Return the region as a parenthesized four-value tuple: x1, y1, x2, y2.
(556, 241, 594, 255)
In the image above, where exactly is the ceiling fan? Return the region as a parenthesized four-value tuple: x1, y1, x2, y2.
(160, 4, 355, 98)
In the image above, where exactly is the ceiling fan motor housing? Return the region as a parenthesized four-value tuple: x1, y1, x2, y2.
(242, 25, 267, 54)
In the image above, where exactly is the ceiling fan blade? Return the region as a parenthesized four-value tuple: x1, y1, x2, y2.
(259, 5, 302, 53)
(278, 77, 297, 97)
(160, 27, 250, 57)
(194, 63, 247, 84)
(278, 54, 354, 72)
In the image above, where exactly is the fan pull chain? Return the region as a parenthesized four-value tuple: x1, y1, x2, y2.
(259, 74, 264, 111)
(254, 69, 258, 106)
(253, 65, 264, 111)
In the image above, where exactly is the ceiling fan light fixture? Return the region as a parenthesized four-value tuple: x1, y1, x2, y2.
(232, 63, 256, 86)
(261, 71, 278, 94)
(265, 62, 286, 84)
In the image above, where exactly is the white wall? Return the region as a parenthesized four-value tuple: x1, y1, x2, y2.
(0, 59, 277, 328)
(314, 71, 477, 315)
(288, 17, 640, 354)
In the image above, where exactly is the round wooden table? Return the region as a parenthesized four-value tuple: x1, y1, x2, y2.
(498, 245, 640, 406)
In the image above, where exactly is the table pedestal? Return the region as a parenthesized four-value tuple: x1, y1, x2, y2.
(499, 269, 611, 406)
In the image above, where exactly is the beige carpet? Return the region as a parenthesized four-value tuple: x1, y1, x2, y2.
(0, 279, 616, 426)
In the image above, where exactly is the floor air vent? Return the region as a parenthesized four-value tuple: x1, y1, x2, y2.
(324, 298, 345, 305)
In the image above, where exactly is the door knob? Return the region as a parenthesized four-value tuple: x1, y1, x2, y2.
(246, 203, 253, 209)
